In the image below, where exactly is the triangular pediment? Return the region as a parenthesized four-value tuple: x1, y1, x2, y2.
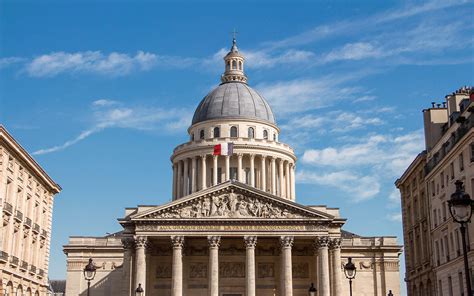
(132, 181, 334, 221)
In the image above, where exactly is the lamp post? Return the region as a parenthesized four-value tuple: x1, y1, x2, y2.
(135, 283, 144, 296)
(308, 282, 316, 296)
(83, 258, 97, 296)
(388, 290, 394, 296)
(448, 180, 473, 296)
(344, 257, 357, 296)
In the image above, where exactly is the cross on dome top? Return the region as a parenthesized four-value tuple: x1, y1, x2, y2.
(221, 35, 247, 84)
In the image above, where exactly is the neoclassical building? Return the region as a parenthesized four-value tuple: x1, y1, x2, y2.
(64, 39, 402, 296)
(0, 126, 62, 295)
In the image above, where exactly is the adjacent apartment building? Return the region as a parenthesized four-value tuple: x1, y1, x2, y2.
(0, 126, 61, 295)
(396, 86, 474, 296)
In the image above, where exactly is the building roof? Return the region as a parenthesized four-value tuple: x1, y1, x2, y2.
(191, 82, 276, 125)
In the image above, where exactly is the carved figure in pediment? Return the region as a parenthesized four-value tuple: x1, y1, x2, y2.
(202, 198, 211, 216)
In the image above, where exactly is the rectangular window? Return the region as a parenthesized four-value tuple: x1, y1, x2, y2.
(456, 229, 461, 256)
(470, 142, 474, 162)
(442, 202, 447, 222)
(445, 235, 450, 261)
(435, 241, 440, 266)
(441, 172, 445, 188)
(448, 276, 453, 296)
(438, 279, 443, 296)
(450, 162, 455, 179)
(433, 209, 438, 228)
(459, 272, 464, 296)
(459, 153, 464, 171)
(431, 180, 435, 196)
(229, 167, 238, 180)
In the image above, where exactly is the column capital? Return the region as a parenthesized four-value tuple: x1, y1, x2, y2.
(314, 236, 330, 249)
(237, 153, 244, 158)
(200, 154, 207, 159)
(271, 156, 276, 161)
(249, 154, 256, 160)
(329, 238, 342, 250)
(207, 236, 221, 248)
(171, 236, 185, 249)
(213, 154, 219, 160)
(121, 237, 135, 250)
(134, 236, 148, 249)
(279, 236, 294, 248)
(243, 236, 257, 249)
(261, 155, 266, 160)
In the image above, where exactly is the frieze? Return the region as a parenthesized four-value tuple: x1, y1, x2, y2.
(292, 262, 309, 278)
(136, 224, 327, 232)
(140, 191, 320, 220)
(155, 263, 172, 278)
(189, 263, 207, 278)
(258, 263, 275, 278)
(219, 262, 245, 278)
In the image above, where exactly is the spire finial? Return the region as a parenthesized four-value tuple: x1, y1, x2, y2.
(230, 29, 239, 52)
(221, 30, 247, 84)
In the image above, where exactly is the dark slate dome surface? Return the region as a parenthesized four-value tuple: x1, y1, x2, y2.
(192, 82, 276, 125)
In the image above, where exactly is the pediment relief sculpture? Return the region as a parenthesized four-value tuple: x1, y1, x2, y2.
(141, 191, 320, 220)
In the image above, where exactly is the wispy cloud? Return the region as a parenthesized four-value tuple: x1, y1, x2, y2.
(387, 212, 403, 222)
(0, 57, 25, 69)
(33, 100, 191, 155)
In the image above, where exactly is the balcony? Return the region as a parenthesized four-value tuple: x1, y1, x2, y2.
(38, 269, 45, 278)
(0, 251, 8, 263)
(41, 229, 47, 239)
(20, 260, 28, 271)
(32, 223, 40, 234)
(24, 217, 32, 228)
(3, 202, 13, 215)
(10, 256, 19, 267)
(29, 265, 36, 275)
(14, 210, 23, 222)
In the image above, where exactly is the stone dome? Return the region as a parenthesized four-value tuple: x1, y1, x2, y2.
(192, 82, 276, 125)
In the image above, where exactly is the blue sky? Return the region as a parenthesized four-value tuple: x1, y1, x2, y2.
(1, 0, 473, 292)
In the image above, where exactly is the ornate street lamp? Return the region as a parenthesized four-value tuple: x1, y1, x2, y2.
(135, 283, 144, 296)
(308, 282, 316, 296)
(344, 257, 357, 296)
(83, 258, 97, 296)
(388, 290, 394, 296)
(448, 180, 473, 296)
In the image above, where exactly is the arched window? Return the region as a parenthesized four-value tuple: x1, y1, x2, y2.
(263, 130, 268, 140)
(213, 127, 220, 138)
(239, 61, 242, 70)
(190, 133, 195, 141)
(230, 126, 238, 138)
(200, 130, 205, 140)
(232, 60, 237, 69)
(226, 61, 230, 71)
(248, 127, 255, 139)
(273, 134, 277, 141)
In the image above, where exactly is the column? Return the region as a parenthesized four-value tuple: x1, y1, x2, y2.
(237, 154, 243, 182)
(172, 163, 178, 200)
(183, 159, 189, 196)
(271, 157, 276, 195)
(280, 236, 294, 296)
(208, 236, 221, 296)
(225, 155, 230, 181)
(330, 238, 342, 296)
(191, 157, 197, 193)
(121, 238, 134, 296)
(134, 236, 148, 295)
(250, 155, 255, 187)
(177, 161, 183, 198)
(285, 162, 290, 199)
(213, 155, 218, 186)
(201, 155, 207, 190)
(278, 159, 284, 197)
(171, 236, 185, 296)
(290, 163, 296, 200)
(244, 236, 257, 296)
(260, 156, 266, 192)
(315, 237, 330, 296)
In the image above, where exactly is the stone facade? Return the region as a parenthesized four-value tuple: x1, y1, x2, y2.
(64, 39, 402, 296)
(0, 126, 61, 295)
(396, 86, 474, 296)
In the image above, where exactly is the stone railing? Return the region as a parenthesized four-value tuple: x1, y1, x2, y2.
(14, 210, 23, 222)
(38, 268, 45, 278)
(41, 229, 47, 239)
(0, 251, 8, 263)
(29, 265, 37, 275)
(20, 260, 28, 271)
(33, 223, 40, 234)
(24, 217, 32, 228)
(10, 255, 19, 267)
(3, 202, 13, 215)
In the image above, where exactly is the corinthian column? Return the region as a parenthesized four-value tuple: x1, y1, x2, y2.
(290, 163, 296, 200)
(213, 155, 218, 186)
(225, 155, 230, 181)
(280, 236, 294, 296)
(329, 238, 342, 296)
(250, 155, 255, 187)
(271, 157, 276, 195)
(177, 161, 183, 198)
(172, 163, 178, 200)
(208, 236, 221, 296)
(278, 159, 284, 197)
(260, 156, 266, 192)
(121, 238, 134, 296)
(183, 158, 189, 196)
(201, 155, 207, 190)
(134, 236, 148, 295)
(191, 157, 197, 193)
(285, 162, 290, 199)
(171, 236, 185, 296)
(244, 236, 257, 296)
(237, 153, 243, 182)
(315, 237, 330, 296)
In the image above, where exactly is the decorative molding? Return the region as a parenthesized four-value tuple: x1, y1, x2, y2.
(314, 236, 330, 249)
(207, 236, 221, 248)
(219, 262, 245, 278)
(189, 262, 207, 278)
(171, 236, 185, 249)
(329, 238, 342, 250)
(279, 236, 294, 248)
(134, 236, 148, 249)
(243, 236, 257, 249)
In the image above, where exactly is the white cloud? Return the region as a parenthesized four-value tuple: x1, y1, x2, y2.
(297, 170, 381, 201)
(0, 57, 25, 69)
(33, 100, 191, 155)
(25, 51, 158, 77)
(321, 42, 383, 63)
(387, 212, 403, 222)
(388, 188, 401, 204)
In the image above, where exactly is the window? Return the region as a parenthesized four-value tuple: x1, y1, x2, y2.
(226, 61, 230, 71)
(435, 241, 440, 266)
(459, 153, 464, 171)
(213, 127, 220, 138)
(431, 180, 435, 196)
(230, 167, 238, 180)
(200, 130, 205, 140)
(456, 229, 461, 256)
(470, 142, 474, 162)
(433, 209, 438, 227)
(273, 134, 277, 141)
(450, 162, 455, 179)
(263, 130, 268, 140)
(442, 201, 447, 222)
(448, 276, 453, 296)
(441, 172, 445, 188)
(232, 60, 237, 69)
(245, 168, 251, 184)
(248, 127, 255, 139)
(191, 133, 195, 141)
(238, 61, 242, 70)
(458, 272, 464, 296)
(230, 126, 238, 138)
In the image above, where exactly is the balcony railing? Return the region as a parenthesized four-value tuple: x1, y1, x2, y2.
(29, 265, 36, 274)
(24, 217, 32, 228)
(14, 210, 23, 222)
(32, 223, 40, 234)
(10, 256, 19, 267)
(20, 260, 28, 271)
(3, 202, 13, 215)
(41, 229, 47, 239)
(0, 251, 8, 263)
(38, 269, 45, 278)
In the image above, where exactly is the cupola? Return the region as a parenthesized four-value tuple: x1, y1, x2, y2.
(221, 38, 247, 84)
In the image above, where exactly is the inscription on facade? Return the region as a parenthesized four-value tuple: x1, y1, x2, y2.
(137, 224, 326, 231)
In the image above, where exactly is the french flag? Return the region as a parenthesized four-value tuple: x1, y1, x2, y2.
(213, 143, 234, 156)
